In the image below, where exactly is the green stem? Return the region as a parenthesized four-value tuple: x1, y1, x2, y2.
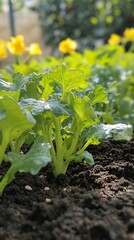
(41, 117, 49, 142)
(128, 43, 134, 52)
(9, 140, 15, 152)
(52, 116, 69, 176)
(0, 165, 15, 196)
(23, 54, 31, 64)
(3, 154, 9, 162)
(66, 125, 82, 157)
(0, 134, 9, 164)
(15, 56, 19, 64)
(48, 132, 57, 164)
(13, 134, 25, 153)
(61, 88, 67, 101)
(76, 139, 92, 155)
(53, 160, 69, 176)
(52, 116, 63, 160)
(41, 118, 57, 165)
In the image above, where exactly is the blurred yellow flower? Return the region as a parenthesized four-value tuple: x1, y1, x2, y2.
(27, 43, 42, 55)
(7, 35, 26, 55)
(59, 38, 77, 54)
(123, 28, 134, 42)
(108, 34, 121, 45)
(90, 17, 98, 25)
(0, 40, 7, 58)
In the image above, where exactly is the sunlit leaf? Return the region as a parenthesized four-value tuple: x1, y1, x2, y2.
(90, 85, 108, 105)
(0, 96, 35, 163)
(44, 65, 88, 95)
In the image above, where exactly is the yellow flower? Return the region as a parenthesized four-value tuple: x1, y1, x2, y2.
(0, 40, 7, 58)
(27, 43, 42, 55)
(59, 38, 77, 54)
(123, 28, 134, 42)
(7, 35, 26, 55)
(108, 34, 121, 45)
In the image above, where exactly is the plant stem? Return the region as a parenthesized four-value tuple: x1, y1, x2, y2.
(0, 133, 9, 164)
(66, 125, 81, 157)
(0, 165, 15, 195)
(52, 116, 63, 160)
(128, 43, 134, 52)
(48, 133, 57, 164)
(10, 140, 15, 152)
(76, 139, 92, 155)
(13, 134, 25, 153)
(40, 117, 57, 169)
(52, 116, 69, 176)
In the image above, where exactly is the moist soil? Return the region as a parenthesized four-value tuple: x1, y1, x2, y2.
(0, 138, 134, 240)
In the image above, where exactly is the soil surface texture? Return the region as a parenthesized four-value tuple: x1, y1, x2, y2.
(0, 138, 134, 240)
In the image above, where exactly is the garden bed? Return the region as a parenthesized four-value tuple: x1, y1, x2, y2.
(0, 137, 134, 240)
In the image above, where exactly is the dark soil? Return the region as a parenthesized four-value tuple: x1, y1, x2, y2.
(0, 138, 134, 240)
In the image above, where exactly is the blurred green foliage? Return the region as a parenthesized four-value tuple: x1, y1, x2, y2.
(1, 0, 133, 51)
(37, 0, 134, 51)
(1, 44, 133, 125)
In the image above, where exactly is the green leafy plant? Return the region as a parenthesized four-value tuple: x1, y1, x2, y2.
(0, 65, 109, 194)
(17, 65, 108, 176)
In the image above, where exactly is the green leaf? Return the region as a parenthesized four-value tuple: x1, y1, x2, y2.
(95, 45, 125, 66)
(8, 136, 51, 174)
(47, 99, 72, 116)
(40, 75, 54, 100)
(44, 65, 88, 95)
(101, 123, 133, 141)
(90, 85, 108, 105)
(0, 79, 14, 91)
(12, 72, 43, 99)
(0, 96, 35, 140)
(102, 113, 115, 124)
(0, 96, 36, 163)
(0, 91, 20, 101)
(73, 96, 99, 127)
(0, 136, 51, 194)
(12, 72, 27, 91)
(80, 124, 107, 142)
(75, 151, 94, 165)
(13, 60, 40, 75)
(0, 73, 28, 92)
(84, 49, 97, 64)
(19, 98, 72, 117)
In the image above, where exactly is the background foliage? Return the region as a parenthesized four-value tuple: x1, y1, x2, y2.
(37, 0, 134, 51)
(0, 0, 134, 52)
